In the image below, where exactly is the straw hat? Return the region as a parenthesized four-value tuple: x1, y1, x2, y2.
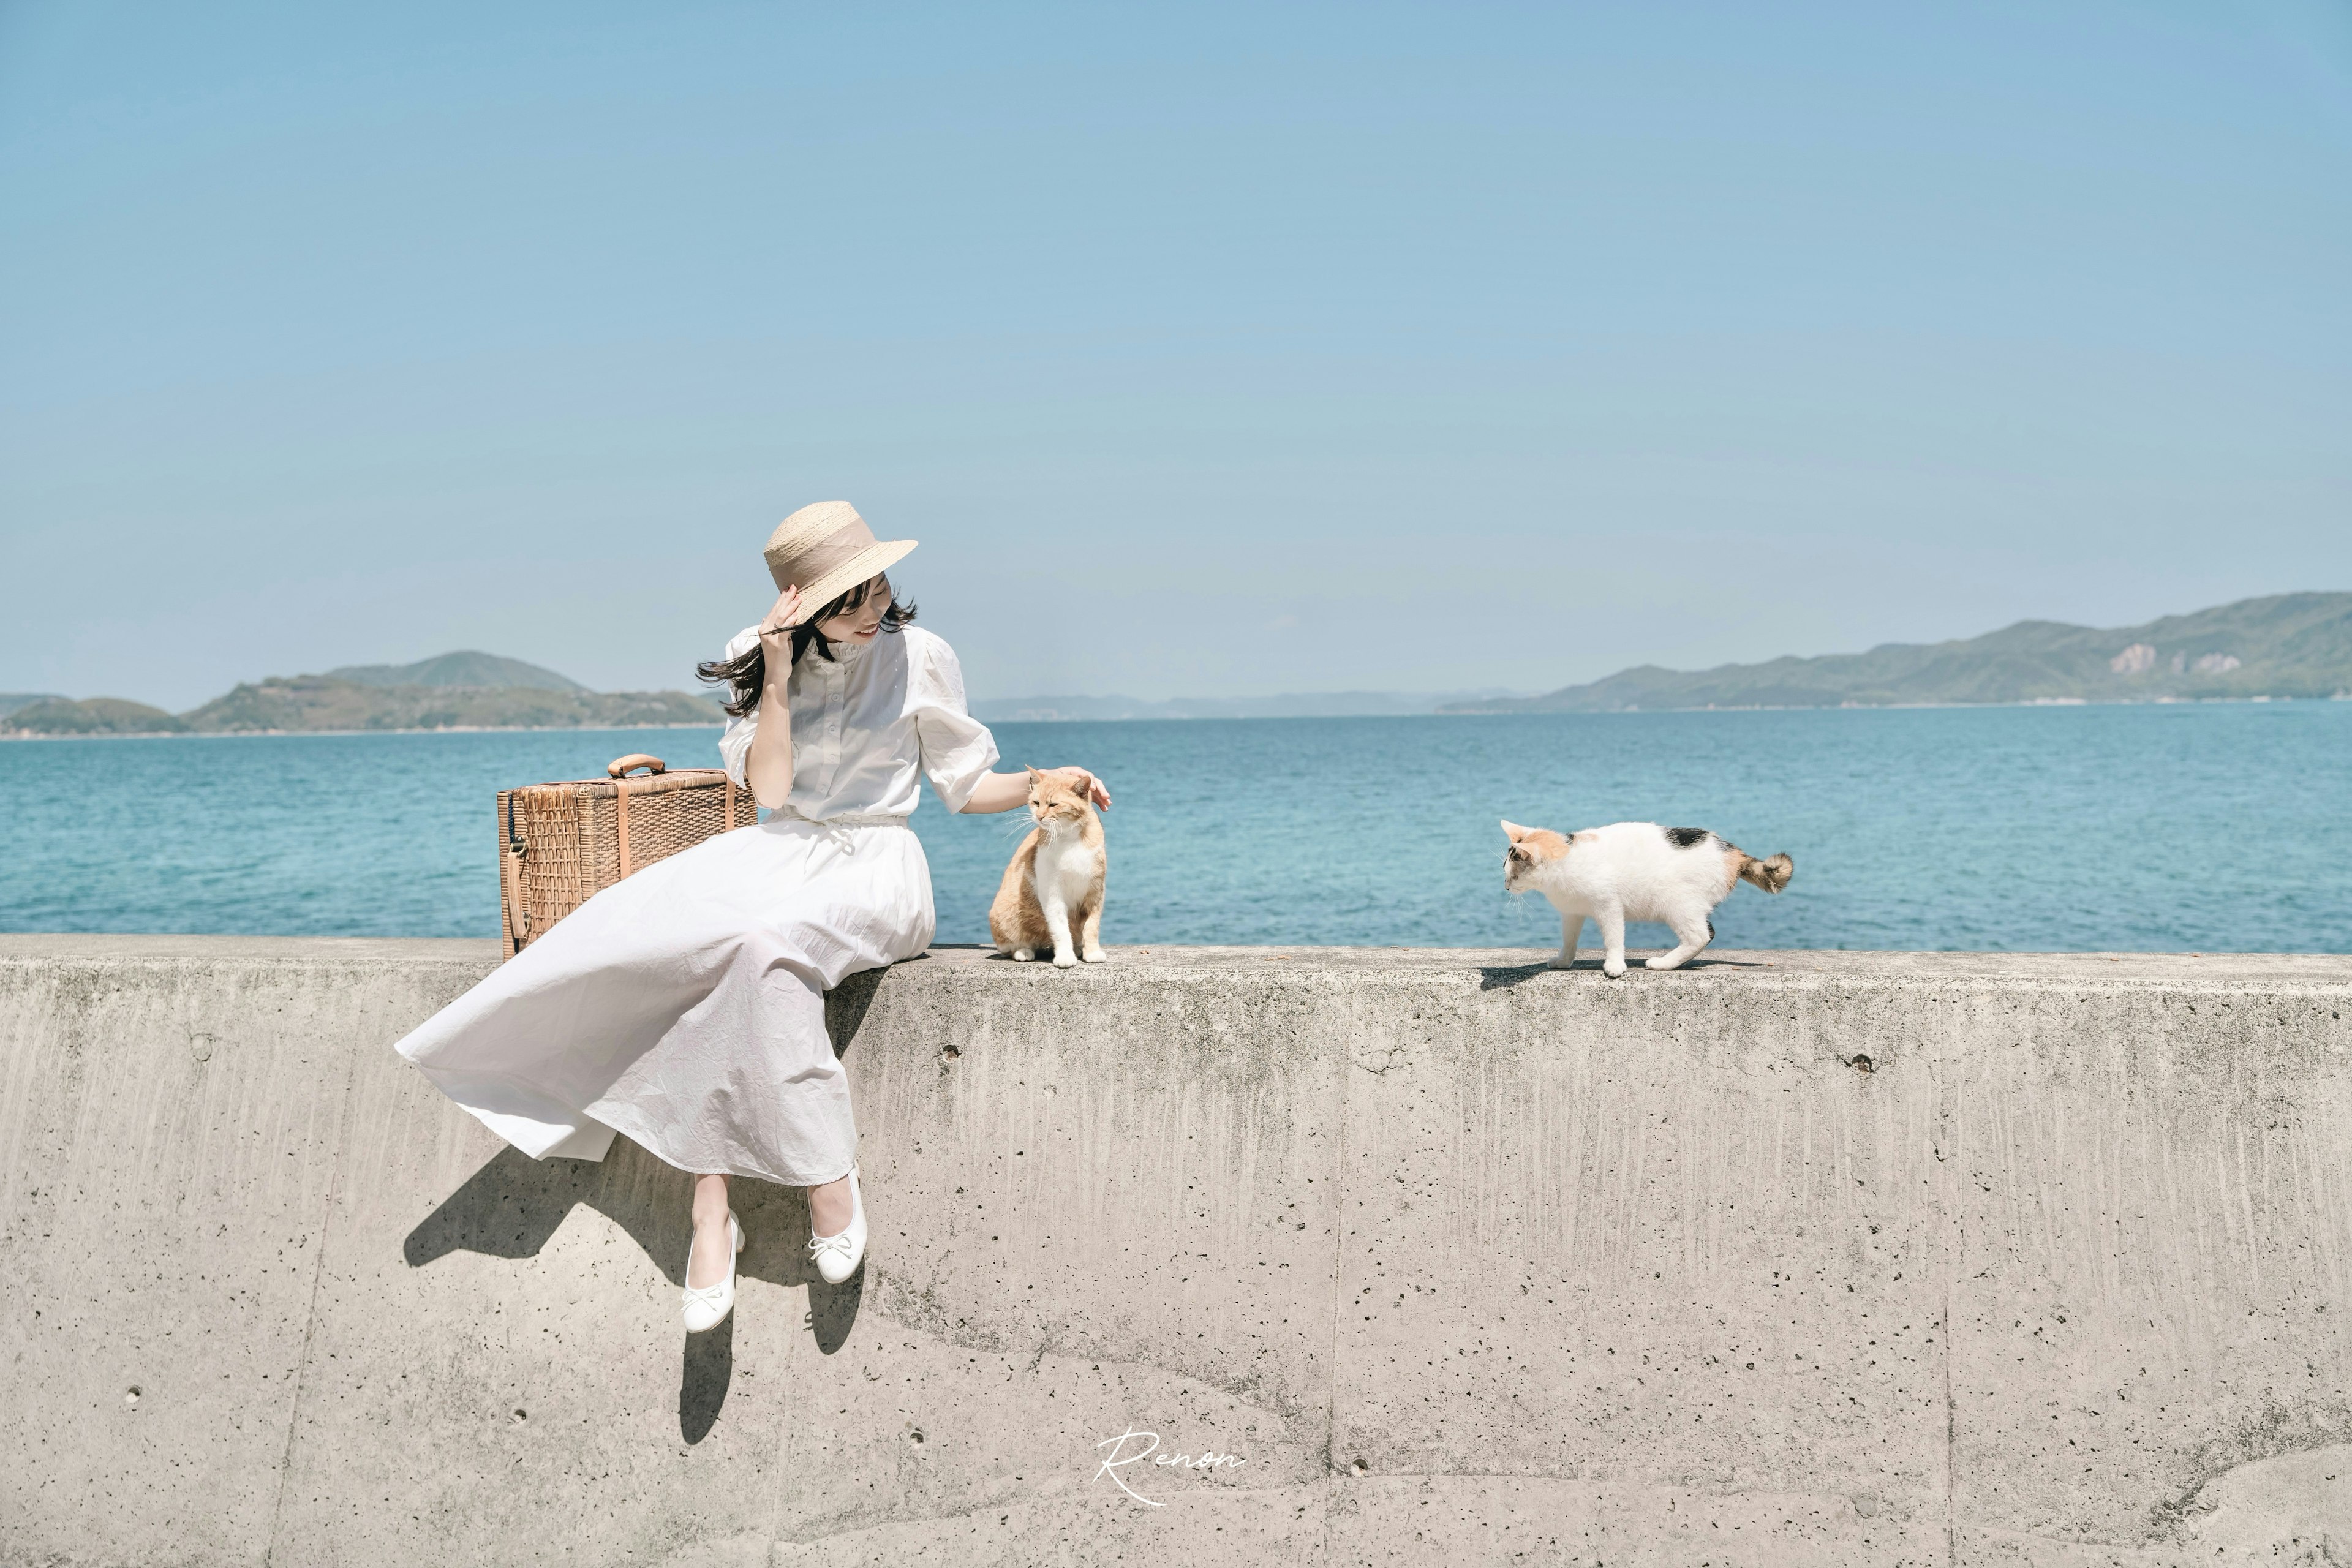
(763, 501, 918, 609)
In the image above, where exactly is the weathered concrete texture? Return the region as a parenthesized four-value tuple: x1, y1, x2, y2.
(4, 938, 2350, 1566)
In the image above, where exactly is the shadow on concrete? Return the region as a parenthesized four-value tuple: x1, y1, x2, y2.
(404, 968, 891, 1438)
(1479, 954, 1775, 990)
(679, 1311, 733, 1443)
(1478, 962, 1557, 991)
(823, 967, 885, 1053)
(810, 1269, 864, 1355)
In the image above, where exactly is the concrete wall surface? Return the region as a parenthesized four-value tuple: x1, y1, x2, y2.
(4, 936, 2351, 1566)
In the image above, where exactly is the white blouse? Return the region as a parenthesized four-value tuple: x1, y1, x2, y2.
(714, 624, 1000, 820)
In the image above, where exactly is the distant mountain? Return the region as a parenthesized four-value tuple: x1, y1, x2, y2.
(325, 651, 586, 692)
(971, 689, 1529, 722)
(1444, 594, 2352, 713)
(6, 698, 186, 735)
(0, 693, 66, 719)
(2, 651, 723, 736)
(180, 677, 721, 733)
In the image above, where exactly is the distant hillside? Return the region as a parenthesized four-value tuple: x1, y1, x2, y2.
(325, 651, 586, 692)
(0, 693, 66, 719)
(971, 689, 1528, 722)
(3, 650, 724, 736)
(1445, 593, 2352, 713)
(6, 698, 187, 735)
(181, 677, 721, 733)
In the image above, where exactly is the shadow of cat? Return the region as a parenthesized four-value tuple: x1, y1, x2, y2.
(1479, 954, 1771, 990)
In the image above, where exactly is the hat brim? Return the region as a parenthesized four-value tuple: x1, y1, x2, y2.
(783, 538, 918, 612)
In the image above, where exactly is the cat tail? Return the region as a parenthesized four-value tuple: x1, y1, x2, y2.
(1736, 851, 1794, 893)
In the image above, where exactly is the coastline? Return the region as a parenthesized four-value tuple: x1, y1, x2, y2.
(992, 693, 2352, 722)
(0, 722, 726, 742)
(1435, 691, 2352, 717)
(6, 694, 2350, 739)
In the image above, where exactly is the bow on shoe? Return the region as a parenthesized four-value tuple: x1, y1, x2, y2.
(807, 1230, 858, 1268)
(804, 1167, 867, 1284)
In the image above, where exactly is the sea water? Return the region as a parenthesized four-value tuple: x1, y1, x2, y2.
(3, 703, 2346, 952)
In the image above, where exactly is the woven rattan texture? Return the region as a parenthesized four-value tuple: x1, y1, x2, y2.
(499, 768, 737, 954)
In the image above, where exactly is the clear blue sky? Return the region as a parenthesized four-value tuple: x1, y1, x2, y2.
(3, 1, 2347, 709)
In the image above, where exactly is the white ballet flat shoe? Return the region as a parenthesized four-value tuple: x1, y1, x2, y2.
(682, 1210, 742, 1333)
(807, 1167, 867, 1285)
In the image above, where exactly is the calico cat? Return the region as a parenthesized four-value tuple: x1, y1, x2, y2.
(1502, 820, 1793, 978)
(990, 768, 1108, 968)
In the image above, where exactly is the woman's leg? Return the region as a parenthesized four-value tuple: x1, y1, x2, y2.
(687, 1173, 733, 1287)
(810, 1172, 853, 1236)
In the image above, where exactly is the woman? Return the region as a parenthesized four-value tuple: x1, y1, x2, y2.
(394, 500, 1110, 1332)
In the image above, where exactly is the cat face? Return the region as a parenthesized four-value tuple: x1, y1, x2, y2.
(1025, 767, 1093, 827)
(1500, 819, 1571, 891)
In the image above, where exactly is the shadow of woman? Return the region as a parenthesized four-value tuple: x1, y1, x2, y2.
(401, 967, 891, 1443)
(680, 1313, 733, 1444)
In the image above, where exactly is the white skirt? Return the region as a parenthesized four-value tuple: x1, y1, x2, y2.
(396, 815, 932, 1186)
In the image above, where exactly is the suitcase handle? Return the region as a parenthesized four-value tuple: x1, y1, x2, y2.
(606, 754, 666, 778)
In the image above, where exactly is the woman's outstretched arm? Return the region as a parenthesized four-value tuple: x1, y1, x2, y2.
(742, 587, 804, 809)
(959, 768, 1112, 815)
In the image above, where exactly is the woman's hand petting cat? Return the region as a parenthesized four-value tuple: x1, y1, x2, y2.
(1048, 767, 1111, 810)
(960, 767, 1111, 815)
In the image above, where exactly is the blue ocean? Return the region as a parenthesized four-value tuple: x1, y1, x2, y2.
(4, 703, 2346, 952)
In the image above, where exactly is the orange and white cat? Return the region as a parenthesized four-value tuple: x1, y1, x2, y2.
(1502, 820, 1793, 977)
(990, 768, 1107, 968)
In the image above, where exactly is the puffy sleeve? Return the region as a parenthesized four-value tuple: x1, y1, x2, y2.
(714, 625, 763, 789)
(907, 628, 1000, 812)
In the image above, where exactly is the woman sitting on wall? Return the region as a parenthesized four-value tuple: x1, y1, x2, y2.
(393, 501, 1110, 1332)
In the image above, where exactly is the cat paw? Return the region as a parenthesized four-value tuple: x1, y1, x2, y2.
(1011, 948, 1035, 962)
(1080, 948, 1108, 963)
(1602, 959, 1627, 978)
(1645, 954, 1681, 970)
(1052, 952, 1079, 969)
(1547, 956, 1578, 970)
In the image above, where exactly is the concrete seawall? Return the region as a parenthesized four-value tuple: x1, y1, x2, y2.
(4, 936, 2350, 1566)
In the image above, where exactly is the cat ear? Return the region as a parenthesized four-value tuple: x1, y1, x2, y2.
(1501, 819, 1532, 842)
(1025, 766, 1044, 782)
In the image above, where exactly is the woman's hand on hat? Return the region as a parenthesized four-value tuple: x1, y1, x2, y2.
(758, 587, 805, 643)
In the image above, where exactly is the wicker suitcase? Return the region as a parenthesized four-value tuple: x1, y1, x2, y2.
(498, 753, 743, 957)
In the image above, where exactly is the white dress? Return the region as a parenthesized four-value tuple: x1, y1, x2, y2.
(394, 624, 999, 1186)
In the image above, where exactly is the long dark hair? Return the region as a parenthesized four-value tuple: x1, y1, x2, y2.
(695, 576, 917, 717)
